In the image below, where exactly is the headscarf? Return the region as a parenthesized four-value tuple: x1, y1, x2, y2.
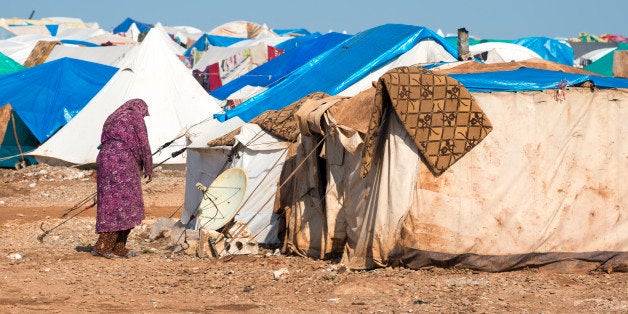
(103, 98, 149, 130)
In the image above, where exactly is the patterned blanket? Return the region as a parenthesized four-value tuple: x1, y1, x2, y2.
(361, 66, 493, 177)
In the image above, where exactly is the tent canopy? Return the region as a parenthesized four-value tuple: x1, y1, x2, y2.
(215, 24, 458, 122)
(113, 17, 153, 34)
(513, 36, 575, 66)
(0, 57, 117, 142)
(210, 32, 351, 100)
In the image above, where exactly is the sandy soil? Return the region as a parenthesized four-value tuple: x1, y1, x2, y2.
(0, 165, 626, 313)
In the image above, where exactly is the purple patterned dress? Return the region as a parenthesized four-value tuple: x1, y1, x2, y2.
(95, 99, 153, 233)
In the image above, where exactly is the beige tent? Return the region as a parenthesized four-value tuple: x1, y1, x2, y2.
(279, 67, 626, 272)
(193, 65, 627, 272)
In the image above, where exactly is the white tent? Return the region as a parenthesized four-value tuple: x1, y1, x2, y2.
(470, 42, 541, 63)
(182, 122, 288, 244)
(0, 34, 56, 64)
(32, 28, 225, 166)
(44, 44, 136, 66)
(574, 47, 617, 68)
(284, 71, 627, 272)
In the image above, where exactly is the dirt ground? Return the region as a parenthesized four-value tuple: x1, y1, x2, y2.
(0, 164, 626, 313)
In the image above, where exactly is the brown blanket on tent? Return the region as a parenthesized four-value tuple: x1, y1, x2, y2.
(361, 67, 493, 177)
(23, 41, 61, 68)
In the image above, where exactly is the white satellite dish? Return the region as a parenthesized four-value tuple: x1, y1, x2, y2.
(195, 167, 248, 231)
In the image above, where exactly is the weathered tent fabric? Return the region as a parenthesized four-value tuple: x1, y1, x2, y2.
(0, 104, 38, 168)
(0, 57, 117, 142)
(210, 32, 350, 100)
(361, 67, 493, 177)
(513, 37, 574, 66)
(216, 24, 458, 122)
(389, 88, 627, 271)
(0, 52, 23, 76)
(209, 21, 277, 39)
(23, 40, 61, 67)
(32, 29, 224, 166)
(449, 68, 628, 92)
(434, 58, 595, 75)
(283, 88, 374, 259)
(44, 44, 136, 66)
(286, 85, 627, 272)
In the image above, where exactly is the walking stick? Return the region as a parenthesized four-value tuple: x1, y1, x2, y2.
(37, 147, 187, 243)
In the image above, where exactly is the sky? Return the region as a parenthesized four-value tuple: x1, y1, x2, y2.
(2, 0, 626, 40)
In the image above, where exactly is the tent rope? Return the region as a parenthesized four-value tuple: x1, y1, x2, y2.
(10, 112, 26, 166)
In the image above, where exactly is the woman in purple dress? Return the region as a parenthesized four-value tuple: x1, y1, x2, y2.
(91, 98, 153, 258)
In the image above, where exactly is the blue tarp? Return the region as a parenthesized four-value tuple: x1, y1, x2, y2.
(215, 24, 458, 122)
(210, 32, 351, 100)
(45, 24, 59, 36)
(113, 17, 153, 34)
(274, 28, 311, 36)
(0, 58, 117, 142)
(183, 34, 248, 56)
(274, 32, 321, 53)
(60, 39, 100, 47)
(513, 37, 574, 66)
(449, 68, 628, 92)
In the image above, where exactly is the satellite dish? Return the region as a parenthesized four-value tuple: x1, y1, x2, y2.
(195, 167, 248, 231)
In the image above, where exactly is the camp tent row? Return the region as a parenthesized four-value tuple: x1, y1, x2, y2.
(184, 58, 627, 271)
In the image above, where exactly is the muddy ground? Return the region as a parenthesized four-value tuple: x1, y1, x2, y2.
(0, 164, 626, 313)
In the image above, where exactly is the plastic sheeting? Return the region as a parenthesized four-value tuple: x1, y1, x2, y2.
(513, 37, 575, 66)
(449, 68, 628, 92)
(215, 24, 458, 122)
(113, 17, 153, 34)
(210, 32, 351, 100)
(0, 52, 23, 76)
(0, 57, 117, 142)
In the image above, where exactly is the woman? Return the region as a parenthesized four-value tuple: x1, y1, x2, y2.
(91, 98, 153, 259)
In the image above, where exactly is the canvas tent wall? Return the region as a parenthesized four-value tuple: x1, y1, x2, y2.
(276, 66, 626, 272)
(32, 28, 224, 166)
(215, 24, 458, 122)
